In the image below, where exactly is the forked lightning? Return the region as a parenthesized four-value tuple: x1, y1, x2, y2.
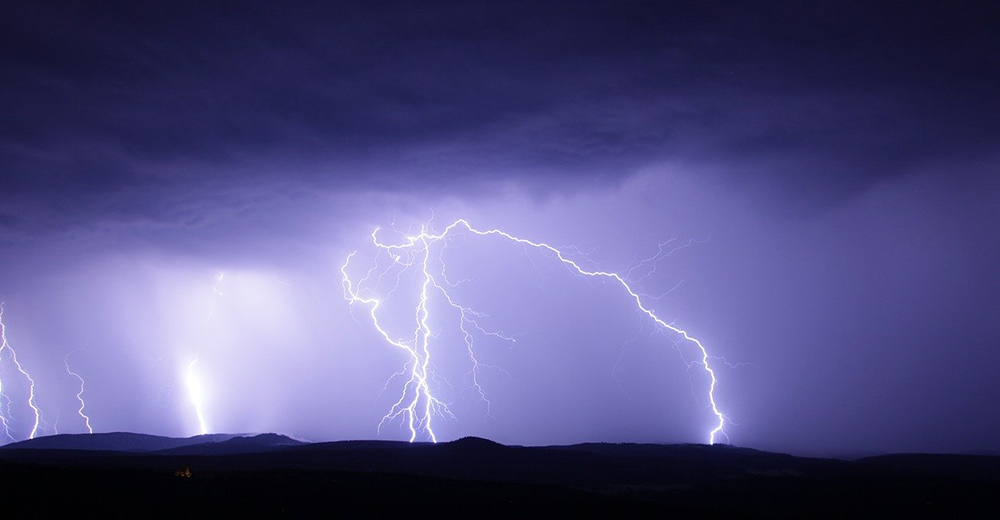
(342, 220, 727, 444)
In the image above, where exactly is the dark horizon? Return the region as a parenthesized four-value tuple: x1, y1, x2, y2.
(1, 1, 998, 457)
(4, 430, 996, 517)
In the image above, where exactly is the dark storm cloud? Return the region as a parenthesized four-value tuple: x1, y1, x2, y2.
(3, 1, 998, 231)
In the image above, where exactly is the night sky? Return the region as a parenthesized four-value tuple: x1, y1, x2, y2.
(1, 1, 998, 456)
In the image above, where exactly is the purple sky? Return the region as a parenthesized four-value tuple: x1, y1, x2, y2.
(1, 1, 998, 455)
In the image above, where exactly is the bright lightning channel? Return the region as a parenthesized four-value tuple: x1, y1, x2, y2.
(186, 356, 208, 435)
(0, 303, 42, 441)
(183, 271, 225, 436)
(341, 219, 728, 445)
(64, 357, 93, 434)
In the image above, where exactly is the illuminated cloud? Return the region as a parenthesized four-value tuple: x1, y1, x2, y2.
(0, 2, 997, 454)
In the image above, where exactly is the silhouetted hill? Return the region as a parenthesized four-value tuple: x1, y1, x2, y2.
(0, 434, 997, 517)
(155, 433, 305, 455)
(963, 448, 999, 456)
(856, 452, 1000, 480)
(447, 436, 505, 449)
(0, 432, 242, 452)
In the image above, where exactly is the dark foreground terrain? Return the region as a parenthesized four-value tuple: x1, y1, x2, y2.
(1, 433, 997, 518)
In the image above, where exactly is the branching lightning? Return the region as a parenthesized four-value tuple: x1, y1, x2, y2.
(64, 357, 93, 434)
(0, 303, 43, 441)
(342, 219, 728, 445)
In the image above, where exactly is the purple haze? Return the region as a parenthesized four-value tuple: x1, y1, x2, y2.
(0, 2, 997, 456)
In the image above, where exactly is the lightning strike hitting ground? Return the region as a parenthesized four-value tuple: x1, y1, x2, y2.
(0, 303, 42, 441)
(342, 220, 728, 445)
(64, 358, 93, 434)
(186, 356, 208, 435)
(183, 272, 225, 436)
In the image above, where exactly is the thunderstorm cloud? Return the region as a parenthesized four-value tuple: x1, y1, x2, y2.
(0, 1, 997, 455)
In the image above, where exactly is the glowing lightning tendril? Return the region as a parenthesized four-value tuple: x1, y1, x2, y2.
(0, 303, 42, 441)
(341, 220, 727, 445)
(64, 357, 93, 434)
(182, 272, 225, 436)
(186, 356, 208, 435)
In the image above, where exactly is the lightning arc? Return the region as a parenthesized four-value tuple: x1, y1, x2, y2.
(341, 219, 727, 445)
(64, 358, 93, 434)
(0, 303, 42, 441)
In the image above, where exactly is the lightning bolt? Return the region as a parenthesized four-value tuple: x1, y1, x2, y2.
(0, 303, 43, 441)
(182, 271, 224, 436)
(0, 373, 10, 442)
(342, 219, 728, 445)
(186, 356, 208, 435)
(64, 357, 93, 434)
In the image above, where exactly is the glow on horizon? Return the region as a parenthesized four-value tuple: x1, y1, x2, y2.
(342, 219, 728, 445)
